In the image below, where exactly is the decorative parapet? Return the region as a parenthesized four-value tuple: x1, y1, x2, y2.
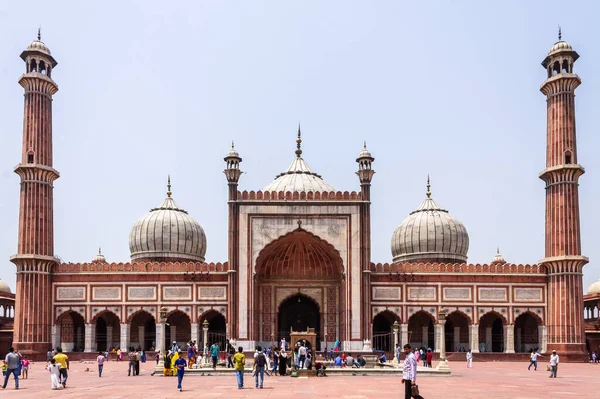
(370, 262, 546, 274)
(236, 190, 363, 201)
(53, 261, 228, 274)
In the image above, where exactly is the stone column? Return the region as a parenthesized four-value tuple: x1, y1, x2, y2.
(120, 323, 130, 351)
(504, 324, 515, 353)
(434, 324, 443, 353)
(400, 323, 408, 347)
(106, 325, 113, 350)
(422, 326, 429, 348)
(84, 323, 94, 353)
(539, 325, 548, 353)
(51, 324, 61, 350)
(156, 323, 165, 354)
(138, 325, 145, 349)
(485, 327, 492, 351)
(469, 324, 479, 353)
(453, 326, 460, 351)
(191, 322, 199, 345)
(202, 322, 209, 347)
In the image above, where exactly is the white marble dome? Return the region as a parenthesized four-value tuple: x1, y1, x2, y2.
(129, 187, 206, 262)
(391, 188, 469, 263)
(0, 279, 11, 294)
(548, 40, 573, 56)
(27, 39, 51, 55)
(588, 280, 600, 295)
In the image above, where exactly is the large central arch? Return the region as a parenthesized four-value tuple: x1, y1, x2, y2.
(254, 227, 344, 351)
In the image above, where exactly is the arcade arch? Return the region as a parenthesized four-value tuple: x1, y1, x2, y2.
(514, 312, 542, 353)
(408, 311, 435, 350)
(93, 310, 120, 352)
(445, 311, 470, 352)
(479, 312, 506, 353)
(165, 310, 190, 350)
(372, 310, 399, 352)
(57, 310, 85, 352)
(129, 310, 156, 351)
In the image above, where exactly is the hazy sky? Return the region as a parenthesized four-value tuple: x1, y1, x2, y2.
(0, 1, 598, 293)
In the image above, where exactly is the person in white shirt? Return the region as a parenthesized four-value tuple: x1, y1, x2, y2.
(402, 344, 424, 399)
(466, 349, 473, 368)
(549, 350, 559, 378)
(528, 349, 543, 371)
(298, 344, 307, 369)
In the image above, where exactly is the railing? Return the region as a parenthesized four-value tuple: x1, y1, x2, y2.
(372, 331, 394, 352)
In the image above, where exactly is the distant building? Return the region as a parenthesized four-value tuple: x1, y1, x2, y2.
(584, 281, 600, 354)
(0, 280, 15, 357)
(8, 30, 589, 360)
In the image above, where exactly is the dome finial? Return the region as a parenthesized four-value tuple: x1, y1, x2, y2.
(295, 122, 302, 157)
(98, 247, 102, 255)
(558, 25, 562, 41)
(363, 140, 367, 149)
(231, 140, 235, 149)
(37, 27, 41, 41)
(167, 175, 172, 198)
(426, 175, 431, 198)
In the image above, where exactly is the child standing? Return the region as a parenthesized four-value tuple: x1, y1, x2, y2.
(174, 350, 187, 392)
(21, 356, 30, 379)
(47, 359, 62, 390)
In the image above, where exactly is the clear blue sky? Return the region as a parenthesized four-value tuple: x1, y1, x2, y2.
(0, 1, 598, 293)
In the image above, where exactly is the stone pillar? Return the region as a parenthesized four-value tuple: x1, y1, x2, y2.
(106, 325, 113, 350)
(120, 323, 130, 351)
(433, 323, 446, 353)
(51, 324, 61, 350)
(504, 324, 515, 353)
(202, 323, 209, 347)
(138, 325, 145, 349)
(156, 323, 165, 354)
(422, 326, 429, 348)
(400, 323, 408, 347)
(191, 322, 199, 345)
(469, 324, 479, 353)
(453, 326, 460, 351)
(84, 324, 94, 353)
(485, 327, 492, 351)
(539, 325, 548, 353)
(170, 325, 177, 346)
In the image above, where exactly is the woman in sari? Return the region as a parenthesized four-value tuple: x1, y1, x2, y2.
(117, 348, 123, 361)
(278, 351, 288, 376)
(170, 350, 180, 375)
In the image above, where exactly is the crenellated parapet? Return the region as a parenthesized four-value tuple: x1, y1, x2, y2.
(370, 262, 546, 274)
(53, 261, 229, 274)
(236, 190, 363, 201)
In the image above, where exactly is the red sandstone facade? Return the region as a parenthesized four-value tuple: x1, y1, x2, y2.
(8, 32, 589, 360)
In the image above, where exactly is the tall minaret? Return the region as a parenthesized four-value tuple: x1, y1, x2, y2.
(10, 31, 59, 357)
(356, 142, 375, 340)
(224, 142, 242, 338)
(539, 29, 588, 357)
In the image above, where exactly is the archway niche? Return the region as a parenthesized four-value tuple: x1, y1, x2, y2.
(58, 311, 85, 352)
(372, 311, 399, 352)
(165, 310, 190, 350)
(94, 311, 121, 352)
(201, 310, 227, 349)
(130, 310, 156, 351)
(278, 294, 320, 350)
(408, 311, 435, 350)
(514, 312, 541, 353)
(445, 312, 470, 352)
(479, 312, 506, 353)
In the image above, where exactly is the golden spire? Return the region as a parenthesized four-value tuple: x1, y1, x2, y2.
(167, 175, 172, 198)
(426, 175, 431, 198)
(295, 123, 302, 157)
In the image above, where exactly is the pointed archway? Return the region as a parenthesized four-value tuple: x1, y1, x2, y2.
(445, 311, 470, 352)
(408, 311, 435, 350)
(93, 310, 120, 352)
(278, 294, 320, 349)
(514, 312, 542, 353)
(479, 312, 506, 353)
(372, 311, 400, 352)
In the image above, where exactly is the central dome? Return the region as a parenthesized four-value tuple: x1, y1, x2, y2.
(391, 179, 469, 263)
(262, 127, 335, 193)
(129, 179, 206, 262)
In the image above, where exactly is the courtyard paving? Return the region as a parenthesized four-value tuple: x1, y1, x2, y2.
(2, 359, 600, 398)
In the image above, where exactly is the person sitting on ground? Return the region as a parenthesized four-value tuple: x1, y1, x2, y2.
(305, 353, 312, 370)
(345, 353, 354, 368)
(379, 353, 387, 364)
(315, 360, 327, 377)
(353, 355, 366, 368)
(334, 354, 343, 367)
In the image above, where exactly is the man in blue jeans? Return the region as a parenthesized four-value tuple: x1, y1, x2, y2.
(254, 346, 266, 389)
(2, 347, 20, 390)
(174, 350, 187, 392)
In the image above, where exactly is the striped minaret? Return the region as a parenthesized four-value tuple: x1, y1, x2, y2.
(10, 31, 59, 358)
(539, 29, 588, 357)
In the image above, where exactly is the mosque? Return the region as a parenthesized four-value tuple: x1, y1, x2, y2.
(4, 31, 594, 360)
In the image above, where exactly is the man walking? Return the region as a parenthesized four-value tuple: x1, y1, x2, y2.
(210, 342, 220, 369)
(402, 344, 424, 399)
(227, 340, 235, 368)
(128, 347, 137, 376)
(97, 351, 105, 377)
(298, 342, 307, 369)
(466, 349, 473, 368)
(396, 344, 402, 364)
(233, 346, 246, 389)
(549, 350, 559, 378)
(528, 349, 543, 371)
(254, 345, 266, 389)
(53, 347, 70, 388)
(1, 347, 20, 390)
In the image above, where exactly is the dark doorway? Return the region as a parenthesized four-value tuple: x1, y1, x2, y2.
(372, 311, 397, 352)
(492, 318, 504, 352)
(514, 312, 540, 353)
(96, 317, 107, 351)
(278, 294, 320, 349)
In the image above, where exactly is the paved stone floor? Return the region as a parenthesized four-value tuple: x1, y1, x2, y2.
(2, 360, 600, 398)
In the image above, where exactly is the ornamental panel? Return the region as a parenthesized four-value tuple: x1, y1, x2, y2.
(372, 287, 401, 300)
(443, 287, 471, 301)
(92, 287, 121, 300)
(198, 286, 227, 300)
(478, 287, 507, 301)
(163, 286, 192, 300)
(407, 287, 436, 301)
(56, 287, 86, 301)
(128, 286, 157, 300)
(514, 288, 543, 302)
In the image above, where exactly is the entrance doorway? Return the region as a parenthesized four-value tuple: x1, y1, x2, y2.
(278, 294, 320, 350)
(372, 311, 398, 352)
